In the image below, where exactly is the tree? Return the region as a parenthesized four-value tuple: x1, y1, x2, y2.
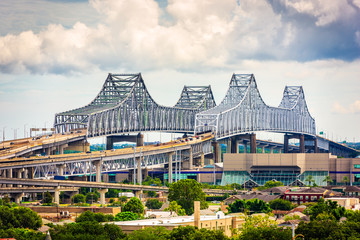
(145, 199, 163, 209)
(323, 175, 333, 186)
(169, 226, 229, 240)
(238, 215, 291, 240)
(227, 199, 271, 214)
(164, 201, 186, 216)
(264, 180, 284, 189)
(114, 212, 139, 221)
(86, 192, 99, 204)
(269, 198, 295, 211)
(123, 197, 144, 214)
(50, 221, 126, 240)
(0, 205, 42, 230)
(305, 175, 315, 186)
(127, 227, 170, 240)
(342, 176, 350, 185)
(168, 179, 208, 215)
(71, 194, 86, 204)
(44, 191, 53, 204)
(75, 211, 113, 223)
(304, 198, 346, 221)
(142, 176, 162, 186)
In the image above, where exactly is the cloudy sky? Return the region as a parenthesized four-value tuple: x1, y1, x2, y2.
(0, 0, 359, 143)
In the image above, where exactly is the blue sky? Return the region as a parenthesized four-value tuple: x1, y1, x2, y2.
(0, 0, 359, 142)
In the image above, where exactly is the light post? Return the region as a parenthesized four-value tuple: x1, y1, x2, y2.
(133, 146, 136, 185)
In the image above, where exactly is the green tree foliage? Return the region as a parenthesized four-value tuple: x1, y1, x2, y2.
(164, 201, 186, 216)
(227, 199, 271, 214)
(75, 210, 114, 223)
(142, 176, 162, 186)
(146, 191, 157, 197)
(114, 212, 139, 221)
(127, 226, 229, 240)
(71, 194, 86, 204)
(269, 198, 295, 211)
(106, 189, 122, 198)
(44, 191, 53, 204)
(145, 199, 163, 209)
(86, 192, 99, 204)
(0, 228, 45, 240)
(50, 221, 126, 240)
(0, 205, 42, 230)
(342, 176, 350, 185)
(123, 197, 144, 214)
(305, 175, 315, 186)
(304, 198, 346, 221)
(323, 175, 333, 185)
(168, 179, 208, 215)
(238, 214, 291, 240)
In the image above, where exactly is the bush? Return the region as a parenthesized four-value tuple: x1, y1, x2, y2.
(71, 194, 86, 204)
(76, 211, 114, 223)
(114, 212, 139, 221)
(123, 197, 144, 214)
(145, 199, 163, 209)
(43, 191, 53, 204)
(269, 199, 295, 211)
(86, 192, 99, 204)
(228, 199, 271, 214)
(0, 205, 42, 230)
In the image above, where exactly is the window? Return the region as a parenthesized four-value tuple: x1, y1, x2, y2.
(286, 196, 289, 200)
(355, 165, 360, 169)
(305, 196, 309, 200)
(300, 196, 303, 200)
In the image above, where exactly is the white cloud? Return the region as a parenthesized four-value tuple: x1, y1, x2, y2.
(280, 0, 358, 26)
(332, 100, 360, 114)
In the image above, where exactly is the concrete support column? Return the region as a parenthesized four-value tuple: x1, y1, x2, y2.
(136, 133, 144, 147)
(299, 134, 305, 153)
(189, 148, 193, 170)
(45, 148, 50, 156)
(244, 143, 247, 154)
(59, 145, 64, 155)
(94, 160, 101, 182)
(231, 138, 237, 153)
(136, 157, 141, 185)
(57, 164, 66, 176)
(314, 138, 318, 153)
(134, 190, 143, 199)
(262, 146, 265, 153)
(270, 147, 275, 154)
(284, 135, 289, 153)
(15, 193, 24, 204)
(54, 187, 60, 205)
(227, 139, 232, 153)
(236, 141, 240, 153)
(168, 152, 174, 184)
(250, 134, 257, 153)
(200, 152, 205, 167)
(106, 137, 114, 150)
(7, 169, 13, 187)
(98, 189, 108, 205)
(17, 168, 24, 187)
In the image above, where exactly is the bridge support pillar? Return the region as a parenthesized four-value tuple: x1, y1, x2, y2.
(57, 164, 66, 176)
(189, 148, 193, 170)
(226, 139, 232, 153)
(134, 190, 143, 200)
(299, 134, 305, 153)
(314, 138, 319, 153)
(250, 134, 257, 153)
(14, 193, 24, 204)
(270, 147, 275, 154)
(98, 189, 108, 205)
(45, 148, 50, 156)
(106, 137, 114, 150)
(168, 152, 174, 184)
(16, 168, 25, 187)
(54, 186, 60, 205)
(7, 169, 13, 187)
(212, 142, 221, 163)
(136, 133, 144, 147)
(262, 146, 265, 153)
(231, 138, 238, 153)
(59, 145, 64, 155)
(136, 157, 142, 185)
(94, 160, 102, 182)
(243, 143, 248, 153)
(284, 135, 289, 153)
(200, 152, 205, 168)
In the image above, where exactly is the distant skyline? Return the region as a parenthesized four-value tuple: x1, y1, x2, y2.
(0, 0, 359, 142)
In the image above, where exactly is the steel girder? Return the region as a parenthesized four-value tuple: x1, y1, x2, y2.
(54, 74, 216, 137)
(195, 74, 316, 140)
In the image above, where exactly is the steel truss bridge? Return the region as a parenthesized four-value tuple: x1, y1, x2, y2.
(195, 74, 316, 140)
(0, 135, 212, 179)
(55, 73, 216, 137)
